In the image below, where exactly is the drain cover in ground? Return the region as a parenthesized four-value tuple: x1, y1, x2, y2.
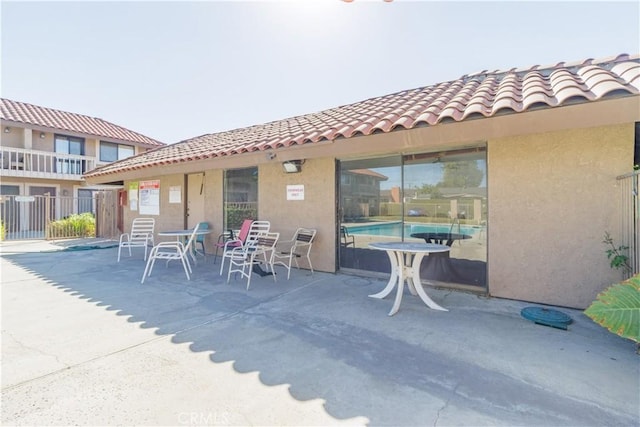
(521, 307, 573, 330)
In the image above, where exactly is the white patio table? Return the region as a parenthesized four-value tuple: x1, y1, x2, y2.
(368, 241, 451, 316)
(158, 228, 212, 265)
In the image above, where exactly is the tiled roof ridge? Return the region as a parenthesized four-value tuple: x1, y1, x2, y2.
(84, 52, 640, 179)
(461, 53, 638, 81)
(0, 98, 164, 147)
(191, 53, 639, 143)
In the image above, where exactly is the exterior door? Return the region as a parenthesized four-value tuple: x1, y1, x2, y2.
(338, 148, 487, 289)
(187, 173, 205, 229)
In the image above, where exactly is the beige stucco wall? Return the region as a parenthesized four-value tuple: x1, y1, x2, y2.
(32, 133, 51, 151)
(487, 124, 633, 309)
(122, 174, 186, 245)
(122, 159, 336, 273)
(123, 172, 221, 249)
(259, 158, 336, 273)
(1, 128, 24, 148)
(1, 123, 152, 156)
(0, 176, 76, 196)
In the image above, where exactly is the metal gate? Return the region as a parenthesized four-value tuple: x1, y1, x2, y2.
(0, 190, 119, 241)
(617, 170, 639, 277)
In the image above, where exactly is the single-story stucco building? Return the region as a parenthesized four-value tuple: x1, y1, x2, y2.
(84, 53, 640, 309)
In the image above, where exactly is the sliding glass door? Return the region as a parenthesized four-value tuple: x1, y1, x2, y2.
(339, 148, 487, 289)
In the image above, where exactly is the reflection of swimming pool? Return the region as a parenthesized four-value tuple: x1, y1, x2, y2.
(347, 222, 478, 236)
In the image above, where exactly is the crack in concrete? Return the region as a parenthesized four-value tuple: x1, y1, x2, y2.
(1, 330, 69, 380)
(433, 383, 459, 426)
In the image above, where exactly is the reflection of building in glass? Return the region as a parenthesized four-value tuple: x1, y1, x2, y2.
(340, 169, 388, 221)
(386, 186, 487, 223)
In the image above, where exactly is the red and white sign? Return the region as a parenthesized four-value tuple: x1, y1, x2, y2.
(286, 185, 304, 201)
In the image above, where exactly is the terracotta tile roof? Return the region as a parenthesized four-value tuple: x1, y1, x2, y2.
(85, 53, 639, 179)
(0, 98, 164, 147)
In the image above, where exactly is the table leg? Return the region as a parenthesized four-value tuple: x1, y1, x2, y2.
(388, 259, 404, 316)
(411, 252, 448, 311)
(189, 245, 198, 265)
(369, 250, 399, 299)
(405, 252, 418, 296)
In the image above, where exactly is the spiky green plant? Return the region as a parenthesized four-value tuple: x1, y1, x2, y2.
(584, 274, 640, 345)
(603, 231, 632, 275)
(48, 213, 96, 238)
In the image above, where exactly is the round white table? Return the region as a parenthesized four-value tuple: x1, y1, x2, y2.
(158, 229, 212, 264)
(368, 242, 451, 316)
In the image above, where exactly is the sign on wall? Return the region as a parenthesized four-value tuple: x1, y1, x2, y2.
(129, 182, 139, 211)
(139, 180, 160, 215)
(169, 186, 181, 204)
(286, 184, 304, 201)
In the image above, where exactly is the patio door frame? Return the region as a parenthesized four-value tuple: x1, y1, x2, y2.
(337, 147, 488, 291)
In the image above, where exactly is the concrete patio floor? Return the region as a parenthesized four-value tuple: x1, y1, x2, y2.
(1, 238, 638, 426)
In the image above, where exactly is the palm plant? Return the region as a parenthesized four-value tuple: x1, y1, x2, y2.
(584, 274, 640, 350)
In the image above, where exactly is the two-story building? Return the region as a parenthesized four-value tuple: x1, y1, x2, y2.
(0, 98, 164, 239)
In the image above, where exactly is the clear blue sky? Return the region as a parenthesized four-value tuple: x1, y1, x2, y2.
(2, 1, 638, 144)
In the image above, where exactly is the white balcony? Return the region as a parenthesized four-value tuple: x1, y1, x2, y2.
(0, 147, 97, 181)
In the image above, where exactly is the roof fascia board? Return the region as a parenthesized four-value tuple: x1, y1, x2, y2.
(84, 96, 639, 185)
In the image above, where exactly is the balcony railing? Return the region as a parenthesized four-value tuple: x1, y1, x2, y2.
(0, 147, 96, 180)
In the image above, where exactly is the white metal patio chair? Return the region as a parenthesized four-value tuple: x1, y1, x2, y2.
(273, 228, 317, 279)
(227, 231, 279, 290)
(215, 219, 253, 268)
(117, 217, 155, 262)
(219, 220, 271, 275)
(140, 224, 199, 283)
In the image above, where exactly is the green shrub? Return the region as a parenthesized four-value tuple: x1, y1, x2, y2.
(0, 220, 5, 241)
(225, 207, 257, 230)
(48, 213, 96, 238)
(603, 231, 632, 275)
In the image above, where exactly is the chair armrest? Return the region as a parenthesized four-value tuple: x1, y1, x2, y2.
(217, 230, 234, 243)
(295, 242, 312, 250)
(223, 239, 243, 250)
(119, 233, 130, 244)
(153, 241, 185, 252)
(275, 239, 295, 251)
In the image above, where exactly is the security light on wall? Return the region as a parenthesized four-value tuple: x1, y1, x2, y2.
(3, 127, 10, 133)
(282, 159, 304, 173)
(40, 132, 46, 139)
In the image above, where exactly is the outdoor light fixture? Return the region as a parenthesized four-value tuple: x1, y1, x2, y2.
(40, 132, 46, 139)
(4, 127, 10, 133)
(282, 159, 304, 173)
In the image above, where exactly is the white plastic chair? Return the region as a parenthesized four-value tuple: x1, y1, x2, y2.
(273, 228, 317, 279)
(227, 231, 279, 290)
(195, 222, 209, 256)
(219, 220, 271, 275)
(117, 217, 155, 262)
(140, 225, 199, 283)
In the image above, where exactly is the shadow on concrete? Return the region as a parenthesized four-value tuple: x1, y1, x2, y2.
(340, 246, 487, 287)
(2, 242, 638, 426)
